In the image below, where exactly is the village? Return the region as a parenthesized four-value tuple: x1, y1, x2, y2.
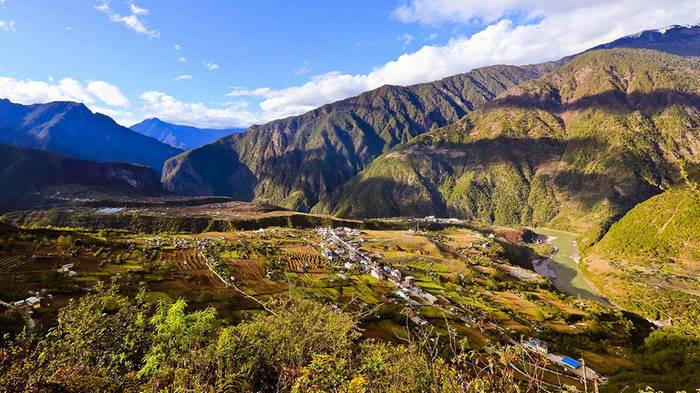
(314, 227, 606, 388)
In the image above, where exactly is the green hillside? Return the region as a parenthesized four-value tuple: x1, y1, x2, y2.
(583, 186, 700, 327)
(317, 49, 700, 249)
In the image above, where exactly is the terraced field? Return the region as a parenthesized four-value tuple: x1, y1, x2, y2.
(231, 259, 266, 280)
(164, 249, 208, 271)
(0, 255, 29, 272)
(283, 246, 327, 273)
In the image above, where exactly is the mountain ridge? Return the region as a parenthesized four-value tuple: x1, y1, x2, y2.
(315, 49, 700, 248)
(162, 61, 564, 210)
(0, 99, 181, 171)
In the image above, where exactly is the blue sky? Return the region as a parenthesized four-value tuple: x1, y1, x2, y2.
(0, 0, 699, 128)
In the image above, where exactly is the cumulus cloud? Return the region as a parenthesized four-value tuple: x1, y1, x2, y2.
(236, 0, 700, 120)
(0, 20, 14, 32)
(174, 74, 192, 81)
(0, 76, 129, 112)
(95, 1, 159, 38)
(177, 56, 187, 62)
(86, 80, 129, 106)
(203, 61, 219, 70)
(139, 91, 257, 128)
(174, 43, 181, 51)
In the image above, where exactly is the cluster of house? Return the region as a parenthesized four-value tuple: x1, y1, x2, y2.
(12, 295, 43, 309)
(57, 263, 77, 277)
(522, 339, 606, 384)
(420, 216, 461, 224)
(317, 227, 447, 326)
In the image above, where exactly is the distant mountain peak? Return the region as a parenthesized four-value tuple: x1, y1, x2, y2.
(130, 118, 243, 150)
(590, 23, 700, 56)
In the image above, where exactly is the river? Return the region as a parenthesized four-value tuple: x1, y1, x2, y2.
(531, 228, 607, 303)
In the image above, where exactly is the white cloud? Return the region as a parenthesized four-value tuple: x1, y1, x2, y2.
(0, 76, 129, 112)
(235, 0, 700, 120)
(0, 20, 15, 32)
(392, 0, 607, 25)
(139, 91, 256, 128)
(397, 33, 415, 47)
(425, 32, 439, 40)
(177, 56, 187, 62)
(174, 43, 181, 51)
(129, 3, 148, 15)
(95, 1, 159, 39)
(203, 61, 219, 70)
(174, 74, 192, 81)
(86, 80, 129, 106)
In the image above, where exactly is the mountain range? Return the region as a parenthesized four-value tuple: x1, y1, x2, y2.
(130, 118, 243, 150)
(315, 49, 700, 248)
(0, 100, 180, 171)
(161, 62, 563, 210)
(590, 24, 700, 56)
(161, 25, 700, 219)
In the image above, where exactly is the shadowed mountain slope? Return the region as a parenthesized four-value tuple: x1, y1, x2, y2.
(0, 143, 164, 212)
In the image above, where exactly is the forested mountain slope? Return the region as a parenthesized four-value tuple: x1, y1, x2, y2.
(316, 49, 700, 248)
(583, 183, 700, 327)
(162, 62, 562, 211)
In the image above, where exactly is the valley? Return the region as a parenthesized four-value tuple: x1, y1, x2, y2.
(0, 212, 648, 391)
(0, 18, 699, 393)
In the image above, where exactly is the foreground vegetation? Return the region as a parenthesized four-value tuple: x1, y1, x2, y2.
(2, 282, 698, 392)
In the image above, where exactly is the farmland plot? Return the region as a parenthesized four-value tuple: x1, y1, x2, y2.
(283, 246, 327, 273)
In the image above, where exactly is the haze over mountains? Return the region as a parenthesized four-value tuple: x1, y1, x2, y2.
(130, 118, 243, 150)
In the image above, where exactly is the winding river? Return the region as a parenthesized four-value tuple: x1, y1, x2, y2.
(531, 228, 607, 303)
